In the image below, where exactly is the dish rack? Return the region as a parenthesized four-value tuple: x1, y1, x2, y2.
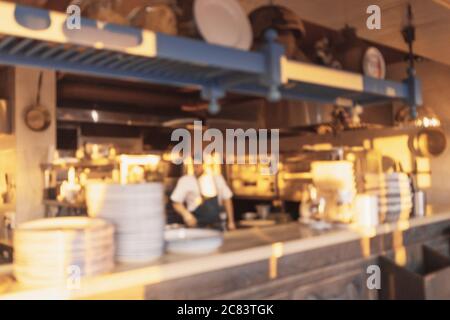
(0, 1, 422, 115)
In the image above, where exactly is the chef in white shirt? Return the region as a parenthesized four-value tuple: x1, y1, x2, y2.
(171, 164, 236, 230)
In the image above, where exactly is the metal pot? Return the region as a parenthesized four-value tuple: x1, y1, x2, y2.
(409, 128, 447, 157)
(256, 204, 271, 220)
(249, 5, 307, 60)
(336, 26, 386, 78)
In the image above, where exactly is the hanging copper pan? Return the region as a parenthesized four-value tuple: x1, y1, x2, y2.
(249, 5, 307, 60)
(409, 128, 447, 158)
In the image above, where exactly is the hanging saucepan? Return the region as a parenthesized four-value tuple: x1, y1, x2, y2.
(249, 5, 308, 61)
(335, 26, 386, 79)
(24, 72, 51, 132)
(408, 128, 447, 157)
(127, 0, 180, 36)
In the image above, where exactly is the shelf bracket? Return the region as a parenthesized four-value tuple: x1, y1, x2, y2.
(404, 69, 423, 119)
(261, 30, 284, 102)
(402, 4, 423, 118)
(201, 85, 225, 115)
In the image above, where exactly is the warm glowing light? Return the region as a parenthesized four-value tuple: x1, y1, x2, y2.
(91, 110, 99, 123)
(58, 167, 81, 204)
(360, 237, 371, 258)
(373, 135, 411, 172)
(119, 155, 161, 184)
(269, 256, 277, 280)
(416, 116, 441, 128)
(68, 167, 76, 185)
(395, 247, 407, 266)
(269, 242, 284, 280)
(272, 242, 284, 258)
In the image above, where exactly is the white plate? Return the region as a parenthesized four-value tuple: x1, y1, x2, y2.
(116, 251, 163, 258)
(14, 262, 115, 286)
(363, 47, 386, 79)
(86, 181, 164, 192)
(14, 259, 114, 279)
(366, 190, 411, 197)
(165, 228, 223, 255)
(16, 217, 113, 233)
(365, 185, 410, 191)
(116, 239, 163, 247)
(116, 252, 162, 263)
(90, 204, 164, 214)
(115, 229, 164, 237)
(194, 0, 252, 50)
(13, 217, 115, 287)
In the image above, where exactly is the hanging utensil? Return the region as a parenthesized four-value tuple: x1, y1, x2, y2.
(24, 72, 51, 132)
(409, 128, 447, 158)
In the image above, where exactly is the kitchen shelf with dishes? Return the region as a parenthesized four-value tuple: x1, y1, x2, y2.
(0, 2, 422, 115)
(41, 145, 165, 217)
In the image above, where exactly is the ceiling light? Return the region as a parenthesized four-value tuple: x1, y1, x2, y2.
(396, 106, 441, 128)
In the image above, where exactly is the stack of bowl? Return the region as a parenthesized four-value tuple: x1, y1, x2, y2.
(86, 182, 165, 263)
(13, 217, 114, 287)
(364, 173, 413, 222)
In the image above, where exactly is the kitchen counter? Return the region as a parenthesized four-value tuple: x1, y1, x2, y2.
(0, 210, 449, 300)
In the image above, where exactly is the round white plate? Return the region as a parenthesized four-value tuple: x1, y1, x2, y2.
(194, 0, 252, 50)
(116, 252, 163, 263)
(363, 47, 386, 79)
(165, 228, 223, 255)
(16, 217, 112, 233)
(13, 217, 115, 287)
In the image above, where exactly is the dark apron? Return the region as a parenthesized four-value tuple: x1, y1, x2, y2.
(192, 177, 223, 229)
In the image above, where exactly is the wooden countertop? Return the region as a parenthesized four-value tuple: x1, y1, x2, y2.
(1, 211, 449, 300)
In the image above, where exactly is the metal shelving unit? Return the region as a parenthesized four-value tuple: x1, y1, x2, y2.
(0, 1, 422, 113)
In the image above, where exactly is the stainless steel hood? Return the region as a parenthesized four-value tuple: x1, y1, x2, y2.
(225, 98, 334, 130)
(264, 100, 334, 129)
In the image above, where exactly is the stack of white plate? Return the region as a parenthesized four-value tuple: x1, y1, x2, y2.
(13, 217, 114, 287)
(364, 173, 413, 222)
(86, 182, 165, 263)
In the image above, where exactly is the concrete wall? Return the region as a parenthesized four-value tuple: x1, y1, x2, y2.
(0, 68, 15, 239)
(0, 67, 56, 236)
(14, 67, 56, 224)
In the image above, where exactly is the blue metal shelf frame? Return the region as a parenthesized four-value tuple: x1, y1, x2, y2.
(0, 1, 422, 113)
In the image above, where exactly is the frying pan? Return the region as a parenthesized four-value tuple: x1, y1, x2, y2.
(409, 128, 447, 157)
(24, 72, 51, 132)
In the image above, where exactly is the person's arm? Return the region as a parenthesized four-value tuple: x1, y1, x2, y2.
(171, 177, 197, 227)
(222, 198, 236, 230)
(216, 175, 236, 230)
(172, 202, 197, 227)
